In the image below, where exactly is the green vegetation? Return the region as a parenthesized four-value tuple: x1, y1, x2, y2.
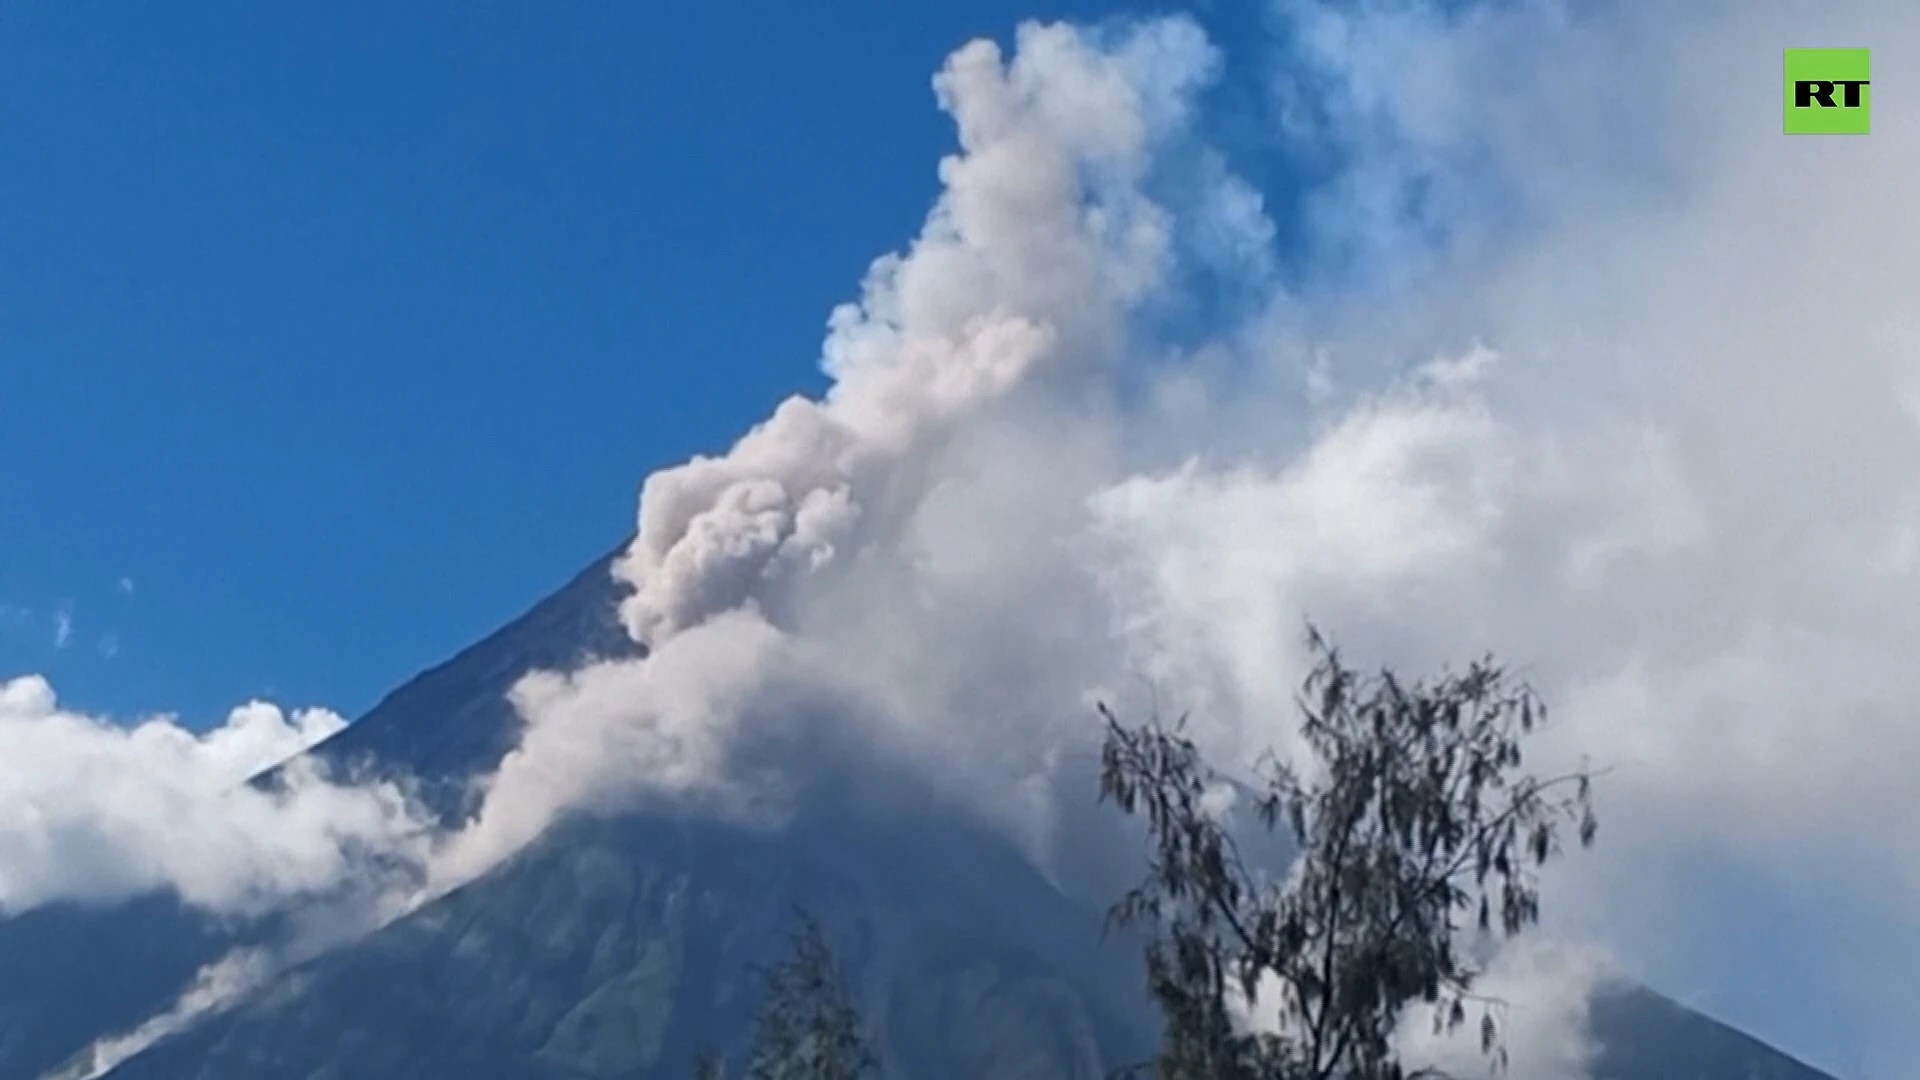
(1096, 628, 1598, 1079)
(727, 629, 1600, 1080)
(692, 914, 875, 1080)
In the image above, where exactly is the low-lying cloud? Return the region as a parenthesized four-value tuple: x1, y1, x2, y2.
(0, 675, 430, 917)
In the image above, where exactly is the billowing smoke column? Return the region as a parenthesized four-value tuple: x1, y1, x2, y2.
(612, 21, 1208, 649)
(430, 18, 1230, 889)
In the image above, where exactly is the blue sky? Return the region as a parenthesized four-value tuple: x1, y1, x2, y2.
(1, 0, 1272, 723)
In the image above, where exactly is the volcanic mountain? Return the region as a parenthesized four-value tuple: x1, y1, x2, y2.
(2, 546, 1840, 1080)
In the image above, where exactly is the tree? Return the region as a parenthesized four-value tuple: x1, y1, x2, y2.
(691, 912, 876, 1080)
(1098, 627, 1598, 1080)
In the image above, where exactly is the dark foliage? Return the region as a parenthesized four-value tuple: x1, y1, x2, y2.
(694, 912, 876, 1080)
(1098, 627, 1598, 1080)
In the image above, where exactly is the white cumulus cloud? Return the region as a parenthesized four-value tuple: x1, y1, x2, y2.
(0, 675, 431, 916)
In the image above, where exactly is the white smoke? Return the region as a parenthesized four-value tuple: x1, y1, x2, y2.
(1393, 939, 1616, 1080)
(431, 18, 1230, 893)
(58, 949, 276, 1080)
(1082, 1, 1920, 1071)
(610, 20, 1208, 649)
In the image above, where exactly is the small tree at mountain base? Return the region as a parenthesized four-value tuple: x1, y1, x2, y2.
(691, 912, 876, 1080)
(1099, 627, 1598, 1080)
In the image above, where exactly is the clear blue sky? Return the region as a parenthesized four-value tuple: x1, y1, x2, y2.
(0, 1, 1270, 724)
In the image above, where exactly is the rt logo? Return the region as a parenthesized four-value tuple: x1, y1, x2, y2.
(1785, 48, 1870, 134)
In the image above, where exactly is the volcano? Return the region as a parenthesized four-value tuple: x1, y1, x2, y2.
(5, 547, 1839, 1080)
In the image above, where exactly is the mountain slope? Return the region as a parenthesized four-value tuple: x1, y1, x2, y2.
(102, 806, 1155, 1080)
(1589, 987, 1838, 1080)
(277, 542, 640, 820)
(39, 542, 1841, 1080)
(0, 896, 227, 1080)
(0, 551, 641, 1080)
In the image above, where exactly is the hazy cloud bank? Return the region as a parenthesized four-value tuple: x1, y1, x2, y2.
(0, 675, 428, 917)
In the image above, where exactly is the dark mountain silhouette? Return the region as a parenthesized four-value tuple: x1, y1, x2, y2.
(277, 543, 641, 820)
(2, 543, 1840, 1080)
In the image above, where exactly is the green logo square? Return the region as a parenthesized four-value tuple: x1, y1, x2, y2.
(1785, 48, 1870, 134)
